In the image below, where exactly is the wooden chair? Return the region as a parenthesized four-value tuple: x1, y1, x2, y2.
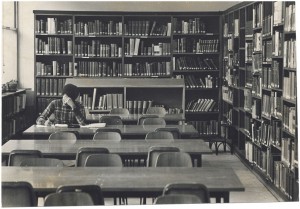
(154, 194, 202, 204)
(44, 192, 94, 206)
(155, 127, 181, 139)
(146, 146, 180, 167)
(20, 157, 64, 167)
(48, 131, 79, 142)
(75, 147, 109, 167)
(145, 131, 174, 140)
(155, 152, 193, 167)
(99, 115, 123, 125)
(137, 114, 159, 125)
(110, 108, 130, 115)
(146, 106, 167, 115)
(93, 128, 122, 141)
(8, 150, 42, 166)
(56, 184, 104, 205)
(142, 117, 166, 125)
(84, 153, 123, 167)
(84, 153, 126, 205)
(1, 181, 37, 207)
(163, 183, 210, 203)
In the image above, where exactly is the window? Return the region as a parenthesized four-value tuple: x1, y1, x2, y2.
(2, 1, 18, 84)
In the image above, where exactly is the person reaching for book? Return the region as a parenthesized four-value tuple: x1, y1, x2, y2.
(36, 84, 86, 126)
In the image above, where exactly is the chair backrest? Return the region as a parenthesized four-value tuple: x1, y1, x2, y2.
(147, 146, 180, 167)
(110, 108, 130, 115)
(84, 153, 123, 167)
(146, 106, 167, 115)
(56, 184, 104, 205)
(20, 157, 64, 167)
(137, 115, 159, 125)
(48, 131, 79, 142)
(99, 115, 123, 125)
(1, 181, 37, 207)
(93, 128, 122, 141)
(155, 127, 181, 139)
(145, 131, 174, 140)
(142, 117, 166, 125)
(75, 147, 109, 167)
(155, 152, 193, 167)
(44, 192, 94, 206)
(8, 150, 43, 166)
(163, 183, 210, 203)
(154, 194, 202, 204)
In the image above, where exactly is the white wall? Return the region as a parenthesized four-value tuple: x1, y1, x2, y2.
(18, 1, 240, 107)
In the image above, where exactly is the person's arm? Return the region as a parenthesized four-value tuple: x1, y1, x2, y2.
(36, 101, 55, 125)
(73, 104, 86, 126)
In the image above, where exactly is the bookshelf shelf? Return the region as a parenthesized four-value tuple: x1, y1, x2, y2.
(75, 35, 122, 38)
(173, 52, 219, 56)
(222, 1, 297, 201)
(124, 55, 171, 58)
(173, 70, 219, 73)
(36, 75, 73, 78)
(173, 33, 219, 36)
(36, 54, 73, 57)
(35, 33, 73, 36)
(75, 57, 122, 59)
(186, 88, 219, 91)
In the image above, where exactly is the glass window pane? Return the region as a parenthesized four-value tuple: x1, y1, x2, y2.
(2, 29, 17, 84)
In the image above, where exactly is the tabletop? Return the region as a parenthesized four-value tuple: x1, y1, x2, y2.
(22, 124, 199, 139)
(1, 166, 245, 202)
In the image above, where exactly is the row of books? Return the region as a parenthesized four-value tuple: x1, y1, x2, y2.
(273, 31, 283, 57)
(262, 15, 273, 37)
(2, 115, 27, 142)
(262, 94, 271, 118)
(174, 57, 218, 71)
(283, 39, 296, 69)
(270, 91, 282, 119)
(252, 53, 262, 73)
(245, 20, 253, 36)
(245, 42, 253, 62)
(253, 3, 263, 28)
(124, 20, 171, 36)
(88, 93, 124, 111)
(36, 61, 73, 76)
(126, 100, 155, 115)
(225, 35, 233, 51)
(253, 32, 262, 52)
(222, 86, 233, 104)
(252, 120, 282, 147)
(281, 138, 296, 168)
(284, 3, 296, 32)
(35, 37, 72, 55)
(262, 66, 281, 89)
(252, 76, 262, 97)
(273, 1, 284, 25)
(251, 99, 261, 119)
(223, 109, 233, 124)
(35, 18, 73, 34)
(74, 41, 122, 57)
(74, 61, 122, 77)
(186, 99, 218, 112)
(244, 89, 252, 111)
(270, 60, 281, 89)
(2, 93, 27, 118)
(173, 38, 219, 53)
(274, 161, 295, 198)
(173, 18, 207, 34)
(283, 105, 296, 135)
(124, 39, 171, 56)
(74, 20, 122, 36)
(124, 62, 171, 77)
(190, 120, 219, 136)
(262, 40, 272, 62)
(183, 75, 219, 89)
(36, 78, 66, 96)
(283, 71, 296, 101)
(233, 19, 239, 37)
(245, 65, 253, 87)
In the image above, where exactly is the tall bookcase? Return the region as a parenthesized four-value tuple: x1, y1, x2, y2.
(222, 1, 298, 201)
(33, 11, 222, 136)
(2, 89, 27, 144)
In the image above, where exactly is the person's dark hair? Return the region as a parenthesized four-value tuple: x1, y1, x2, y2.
(63, 84, 80, 101)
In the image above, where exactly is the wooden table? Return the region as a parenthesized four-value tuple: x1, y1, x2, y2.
(2, 139, 212, 167)
(22, 124, 199, 139)
(1, 166, 245, 203)
(86, 113, 186, 124)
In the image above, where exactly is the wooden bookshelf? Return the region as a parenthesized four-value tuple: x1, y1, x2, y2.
(34, 11, 223, 134)
(222, 1, 298, 201)
(1, 89, 27, 144)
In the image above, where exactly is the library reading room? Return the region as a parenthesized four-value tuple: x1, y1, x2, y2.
(1, 1, 299, 208)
